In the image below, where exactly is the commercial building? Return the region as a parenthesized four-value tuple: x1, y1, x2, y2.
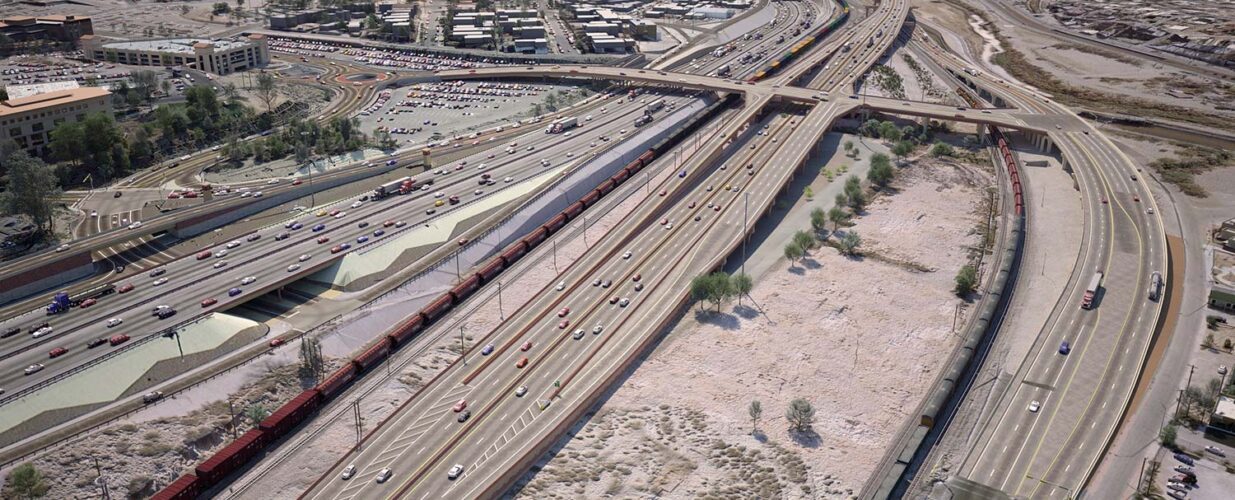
(81, 34, 269, 75)
(0, 15, 93, 52)
(1208, 396, 1235, 443)
(0, 86, 111, 156)
(1211, 283, 1235, 313)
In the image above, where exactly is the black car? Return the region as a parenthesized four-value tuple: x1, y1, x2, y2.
(113, 191, 122, 198)
(457, 410, 471, 423)
(114, 265, 125, 274)
(86, 337, 108, 349)
(1, 327, 20, 339)
(149, 268, 167, 278)
(27, 322, 49, 334)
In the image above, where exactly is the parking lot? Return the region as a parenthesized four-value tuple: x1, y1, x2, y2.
(1, 53, 191, 101)
(267, 36, 534, 72)
(353, 80, 580, 148)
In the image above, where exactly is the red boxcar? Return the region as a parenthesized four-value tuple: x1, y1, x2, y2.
(501, 241, 529, 265)
(353, 339, 390, 372)
(420, 295, 453, 321)
(389, 315, 425, 346)
(315, 364, 358, 399)
(195, 428, 267, 484)
(596, 179, 616, 195)
(450, 275, 481, 304)
(544, 213, 568, 232)
(580, 190, 601, 207)
(259, 389, 320, 436)
(611, 169, 630, 183)
(151, 474, 200, 500)
(477, 259, 504, 283)
(522, 227, 549, 247)
(563, 202, 585, 220)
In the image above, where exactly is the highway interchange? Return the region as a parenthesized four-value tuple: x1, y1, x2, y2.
(0, 0, 1178, 498)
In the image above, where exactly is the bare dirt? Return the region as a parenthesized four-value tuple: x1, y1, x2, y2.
(509, 158, 991, 499)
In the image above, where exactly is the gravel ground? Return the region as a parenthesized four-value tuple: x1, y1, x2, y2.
(509, 155, 992, 499)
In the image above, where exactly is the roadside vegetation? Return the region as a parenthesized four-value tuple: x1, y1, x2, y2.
(1147, 145, 1233, 198)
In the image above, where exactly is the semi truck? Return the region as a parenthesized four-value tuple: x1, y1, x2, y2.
(545, 117, 578, 134)
(1149, 271, 1163, 301)
(46, 284, 116, 315)
(716, 64, 732, 77)
(374, 176, 432, 199)
(634, 114, 652, 127)
(1081, 271, 1104, 309)
(645, 99, 664, 115)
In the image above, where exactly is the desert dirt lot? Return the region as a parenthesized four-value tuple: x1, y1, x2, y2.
(509, 156, 993, 499)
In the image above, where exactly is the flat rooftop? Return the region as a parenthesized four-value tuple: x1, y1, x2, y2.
(0, 87, 110, 117)
(99, 37, 253, 54)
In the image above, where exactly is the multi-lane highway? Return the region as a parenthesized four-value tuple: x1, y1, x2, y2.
(907, 33, 1168, 499)
(0, 91, 697, 399)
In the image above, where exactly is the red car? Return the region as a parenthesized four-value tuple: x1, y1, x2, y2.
(49, 347, 68, 358)
(558, 320, 569, 329)
(609, 296, 619, 304)
(330, 245, 343, 254)
(520, 341, 533, 351)
(117, 283, 135, 294)
(196, 250, 212, 260)
(79, 298, 97, 308)
(317, 236, 330, 244)
(457, 238, 469, 246)
(201, 298, 218, 307)
(292, 179, 303, 186)
(453, 400, 468, 412)
(383, 220, 395, 227)
(183, 191, 198, 199)
(516, 357, 529, 368)
(659, 190, 667, 197)
(269, 338, 286, 347)
(558, 307, 570, 317)
(329, 209, 341, 217)
(109, 334, 130, 346)
(167, 192, 181, 199)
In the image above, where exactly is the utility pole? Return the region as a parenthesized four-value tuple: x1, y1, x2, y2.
(352, 399, 363, 448)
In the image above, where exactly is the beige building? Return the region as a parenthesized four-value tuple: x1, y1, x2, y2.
(0, 86, 111, 156)
(80, 34, 269, 75)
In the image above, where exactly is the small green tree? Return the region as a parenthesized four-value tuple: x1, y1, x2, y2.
(955, 264, 978, 296)
(785, 398, 815, 432)
(690, 274, 712, 310)
(844, 175, 866, 211)
(4, 462, 50, 499)
(1160, 423, 1178, 449)
(891, 140, 914, 158)
(784, 241, 805, 265)
(706, 271, 734, 310)
(1225, 338, 1233, 351)
(810, 207, 827, 234)
(732, 273, 753, 306)
(828, 207, 848, 234)
(930, 142, 955, 157)
(803, 185, 814, 200)
(749, 400, 763, 433)
(868, 153, 895, 189)
(1204, 333, 1216, 350)
(245, 405, 270, 425)
(838, 231, 862, 256)
(877, 121, 903, 141)
(793, 230, 815, 252)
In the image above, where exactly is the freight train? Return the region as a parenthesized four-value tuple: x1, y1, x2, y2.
(749, 0, 851, 82)
(153, 93, 740, 499)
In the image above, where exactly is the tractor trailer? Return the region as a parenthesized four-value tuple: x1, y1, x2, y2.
(1081, 271, 1104, 309)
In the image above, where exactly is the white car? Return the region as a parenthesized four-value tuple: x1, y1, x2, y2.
(341, 464, 356, 480)
(287, 264, 301, 272)
(298, 254, 312, 262)
(213, 261, 228, 269)
(434, 191, 445, 198)
(334, 212, 347, 219)
(226, 240, 241, 249)
(214, 250, 228, 258)
(266, 178, 279, 185)
(90, 210, 98, 217)
(556, 281, 565, 291)
(1028, 400, 1041, 413)
(56, 244, 70, 252)
(153, 278, 169, 286)
(32, 327, 52, 338)
(515, 386, 528, 397)
(622, 251, 632, 259)
(504, 176, 514, 183)
(593, 325, 604, 334)
(253, 191, 263, 198)
(127, 221, 143, 230)
(351, 201, 363, 208)
(619, 297, 630, 307)
(24, 364, 45, 375)
(375, 468, 393, 483)
(107, 318, 123, 328)
(447, 464, 464, 480)
(241, 276, 257, 285)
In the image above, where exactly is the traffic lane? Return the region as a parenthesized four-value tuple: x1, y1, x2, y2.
(978, 136, 1151, 492)
(0, 126, 630, 392)
(315, 111, 790, 498)
(964, 137, 1116, 487)
(0, 93, 665, 342)
(422, 107, 801, 499)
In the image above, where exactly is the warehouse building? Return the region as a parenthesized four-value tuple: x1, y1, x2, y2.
(81, 34, 269, 75)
